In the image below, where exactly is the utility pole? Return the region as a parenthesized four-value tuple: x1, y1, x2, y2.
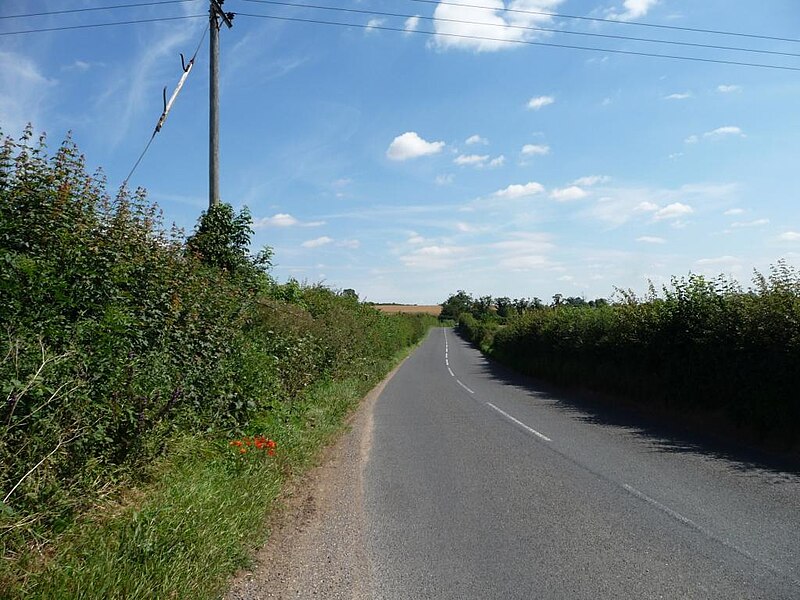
(209, 0, 233, 208)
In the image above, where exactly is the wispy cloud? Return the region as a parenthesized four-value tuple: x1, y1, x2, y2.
(404, 15, 421, 34)
(686, 126, 746, 144)
(0, 51, 57, 136)
(527, 95, 555, 110)
(664, 92, 692, 100)
(465, 134, 488, 146)
(521, 143, 550, 156)
(717, 84, 742, 93)
(636, 236, 666, 244)
(302, 236, 333, 248)
(608, 0, 659, 21)
(254, 213, 325, 228)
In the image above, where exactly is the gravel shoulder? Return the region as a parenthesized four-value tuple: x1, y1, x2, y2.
(224, 361, 403, 600)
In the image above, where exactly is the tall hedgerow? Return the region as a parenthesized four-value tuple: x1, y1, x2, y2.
(453, 267, 800, 449)
(0, 128, 434, 573)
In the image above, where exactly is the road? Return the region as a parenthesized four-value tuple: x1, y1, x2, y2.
(227, 327, 799, 599)
(364, 328, 799, 599)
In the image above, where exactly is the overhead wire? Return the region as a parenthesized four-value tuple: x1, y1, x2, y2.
(121, 22, 209, 188)
(0, 14, 205, 36)
(236, 12, 800, 72)
(0, 0, 200, 20)
(240, 0, 800, 60)
(403, 0, 800, 45)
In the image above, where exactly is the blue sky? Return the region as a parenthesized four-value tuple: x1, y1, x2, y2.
(2, 0, 799, 303)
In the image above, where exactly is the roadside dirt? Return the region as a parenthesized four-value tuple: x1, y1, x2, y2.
(224, 361, 402, 599)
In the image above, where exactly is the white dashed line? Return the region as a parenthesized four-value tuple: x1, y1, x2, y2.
(447, 367, 455, 377)
(623, 484, 700, 530)
(456, 380, 474, 394)
(486, 402, 552, 442)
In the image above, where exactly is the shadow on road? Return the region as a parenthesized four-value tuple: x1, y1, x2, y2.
(453, 331, 800, 479)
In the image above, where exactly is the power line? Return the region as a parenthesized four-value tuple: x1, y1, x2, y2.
(0, 14, 205, 36)
(0, 0, 200, 20)
(122, 22, 209, 188)
(403, 0, 800, 45)
(241, 0, 800, 60)
(236, 12, 800, 72)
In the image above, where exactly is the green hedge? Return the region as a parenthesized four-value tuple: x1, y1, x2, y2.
(0, 128, 435, 574)
(484, 271, 800, 447)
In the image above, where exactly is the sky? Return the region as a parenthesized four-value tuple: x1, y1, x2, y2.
(2, 0, 800, 304)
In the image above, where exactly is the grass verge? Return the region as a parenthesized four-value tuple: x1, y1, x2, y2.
(3, 345, 418, 600)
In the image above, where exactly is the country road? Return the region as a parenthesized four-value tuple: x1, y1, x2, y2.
(228, 327, 800, 599)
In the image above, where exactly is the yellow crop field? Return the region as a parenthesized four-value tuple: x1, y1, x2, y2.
(373, 304, 442, 316)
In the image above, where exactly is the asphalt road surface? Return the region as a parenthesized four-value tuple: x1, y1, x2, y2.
(364, 328, 799, 599)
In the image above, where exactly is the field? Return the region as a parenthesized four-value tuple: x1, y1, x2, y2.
(373, 304, 442, 316)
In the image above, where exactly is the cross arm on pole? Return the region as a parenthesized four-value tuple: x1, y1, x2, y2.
(210, 0, 234, 28)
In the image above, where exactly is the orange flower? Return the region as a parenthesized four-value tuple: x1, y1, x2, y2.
(266, 439, 277, 449)
(267, 449, 275, 456)
(239, 448, 247, 454)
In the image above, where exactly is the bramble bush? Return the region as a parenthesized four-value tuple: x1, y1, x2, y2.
(0, 128, 434, 572)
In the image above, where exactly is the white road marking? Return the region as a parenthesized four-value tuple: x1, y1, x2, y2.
(447, 367, 455, 377)
(445, 359, 449, 366)
(486, 402, 552, 442)
(456, 380, 474, 394)
(619, 483, 790, 579)
(623, 484, 701, 530)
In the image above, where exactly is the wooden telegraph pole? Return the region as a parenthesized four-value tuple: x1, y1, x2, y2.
(209, 0, 233, 208)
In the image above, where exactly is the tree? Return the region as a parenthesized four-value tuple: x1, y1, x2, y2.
(440, 290, 474, 321)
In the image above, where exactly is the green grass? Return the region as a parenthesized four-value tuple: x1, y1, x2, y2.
(3, 345, 416, 600)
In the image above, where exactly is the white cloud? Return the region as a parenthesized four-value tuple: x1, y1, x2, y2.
(551, 186, 588, 202)
(404, 15, 421, 33)
(521, 143, 550, 156)
(778, 231, 800, 242)
(608, 0, 659, 21)
(718, 84, 742, 93)
(724, 208, 745, 215)
(254, 213, 298, 227)
(731, 218, 769, 228)
(386, 131, 445, 161)
(338, 239, 361, 249)
(637, 201, 659, 212)
(435, 173, 454, 185)
(669, 152, 684, 160)
(636, 236, 666, 244)
(488, 155, 506, 168)
(654, 202, 693, 220)
(571, 175, 609, 186)
(493, 181, 545, 199)
(302, 236, 333, 248)
(704, 126, 745, 139)
(527, 95, 555, 110)
(432, 0, 566, 53)
(465, 134, 488, 145)
(664, 92, 692, 100)
(365, 18, 385, 32)
(454, 153, 489, 166)
(685, 126, 745, 144)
